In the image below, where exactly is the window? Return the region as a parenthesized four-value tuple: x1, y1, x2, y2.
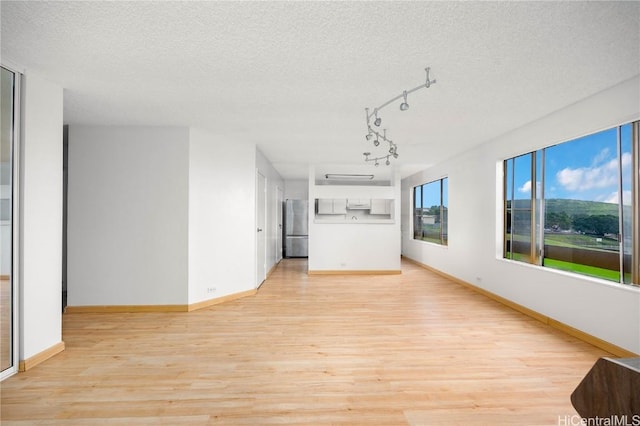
(413, 177, 448, 245)
(503, 122, 639, 285)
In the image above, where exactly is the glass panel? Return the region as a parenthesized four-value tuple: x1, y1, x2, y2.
(620, 123, 633, 284)
(543, 127, 620, 282)
(504, 159, 514, 258)
(441, 178, 448, 245)
(413, 186, 422, 239)
(1, 66, 14, 373)
(421, 184, 426, 240)
(421, 181, 442, 244)
(511, 153, 533, 263)
(535, 150, 543, 264)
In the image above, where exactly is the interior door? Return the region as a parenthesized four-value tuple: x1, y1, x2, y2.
(256, 172, 267, 287)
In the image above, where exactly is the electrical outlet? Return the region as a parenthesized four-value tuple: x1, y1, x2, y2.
(207, 287, 216, 293)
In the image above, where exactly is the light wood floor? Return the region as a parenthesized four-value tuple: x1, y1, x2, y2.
(1, 259, 609, 425)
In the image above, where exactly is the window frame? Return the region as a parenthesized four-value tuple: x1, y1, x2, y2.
(1, 65, 21, 381)
(502, 121, 639, 286)
(413, 177, 448, 246)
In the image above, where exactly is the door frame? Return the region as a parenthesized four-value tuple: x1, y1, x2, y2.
(275, 186, 283, 263)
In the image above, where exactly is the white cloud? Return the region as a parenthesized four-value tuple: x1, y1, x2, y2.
(591, 148, 611, 166)
(601, 190, 633, 205)
(556, 152, 630, 192)
(518, 180, 531, 193)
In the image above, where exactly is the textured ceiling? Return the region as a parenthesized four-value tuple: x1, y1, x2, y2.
(2, 1, 639, 179)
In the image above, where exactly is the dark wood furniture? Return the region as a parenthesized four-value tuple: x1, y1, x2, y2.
(571, 357, 640, 418)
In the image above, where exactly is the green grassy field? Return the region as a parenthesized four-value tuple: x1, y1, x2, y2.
(507, 232, 618, 251)
(421, 226, 622, 281)
(418, 224, 445, 245)
(542, 258, 620, 281)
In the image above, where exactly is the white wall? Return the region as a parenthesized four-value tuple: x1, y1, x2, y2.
(67, 126, 277, 307)
(402, 75, 640, 354)
(67, 126, 189, 306)
(187, 128, 256, 304)
(284, 179, 308, 200)
(256, 148, 285, 272)
(20, 72, 63, 360)
(309, 167, 401, 271)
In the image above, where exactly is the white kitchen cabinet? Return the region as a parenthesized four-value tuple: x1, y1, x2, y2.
(317, 199, 334, 214)
(317, 198, 347, 214)
(370, 199, 391, 215)
(333, 198, 347, 213)
(314, 198, 394, 223)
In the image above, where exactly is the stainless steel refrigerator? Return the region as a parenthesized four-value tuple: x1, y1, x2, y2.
(284, 199, 308, 258)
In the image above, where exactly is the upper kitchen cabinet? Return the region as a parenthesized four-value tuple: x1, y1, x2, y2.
(314, 198, 394, 223)
(317, 198, 347, 214)
(370, 198, 392, 215)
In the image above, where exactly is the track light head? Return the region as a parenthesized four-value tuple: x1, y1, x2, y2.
(373, 109, 381, 127)
(400, 90, 409, 111)
(385, 157, 390, 166)
(366, 133, 372, 140)
(373, 138, 380, 147)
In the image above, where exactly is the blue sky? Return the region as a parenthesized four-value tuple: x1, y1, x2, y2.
(415, 178, 448, 209)
(515, 123, 632, 205)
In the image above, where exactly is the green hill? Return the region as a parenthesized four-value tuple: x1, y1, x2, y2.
(544, 199, 618, 216)
(509, 198, 623, 235)
(510, 198, 618, 215)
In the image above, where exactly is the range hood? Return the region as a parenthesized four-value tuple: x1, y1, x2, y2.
(347, 198, 371, 209)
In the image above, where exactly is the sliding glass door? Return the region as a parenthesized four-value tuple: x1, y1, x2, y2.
(1, 66, 19, 379)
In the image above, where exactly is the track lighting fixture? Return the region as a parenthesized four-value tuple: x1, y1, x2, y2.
(363, 66, 436, 166)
